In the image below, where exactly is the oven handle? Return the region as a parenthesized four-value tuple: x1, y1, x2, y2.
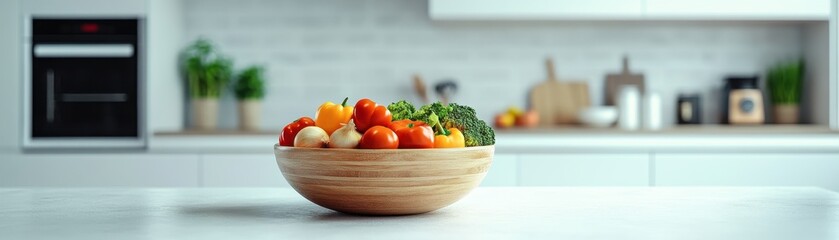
(34, 44, 134, 58)
(62, 93, 128, 102)
(46, 70, 55, 123)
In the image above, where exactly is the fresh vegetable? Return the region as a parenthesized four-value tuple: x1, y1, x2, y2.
(425, 112, 465, 148)
(294, 126, 329, 148)
(445, 103, 496, 147)
(279, 117, 316, 146)
(328, 120, 362, 149)
(387, 100, 416, 121)
(434, 128, 466, 148)
(412, 102, 451, 129)
(516, 110, 540, 128)
(353, 98, 393, 133)
(315, 97, 354, 135)
(494, 113, 515, 128)
(390, 120, 434, 149)
(359, 126, 399, 149)
(506, 106, 524, 118)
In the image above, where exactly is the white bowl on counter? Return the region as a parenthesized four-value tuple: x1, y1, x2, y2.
(578, 106, 618, 128)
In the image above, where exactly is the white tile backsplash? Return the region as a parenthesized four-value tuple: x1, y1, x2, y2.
(182, 0, 804, 130)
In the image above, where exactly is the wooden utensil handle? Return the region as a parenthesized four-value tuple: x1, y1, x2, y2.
(545, 58, 557, 81)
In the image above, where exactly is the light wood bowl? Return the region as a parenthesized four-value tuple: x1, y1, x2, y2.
(274, 144, 494, 215)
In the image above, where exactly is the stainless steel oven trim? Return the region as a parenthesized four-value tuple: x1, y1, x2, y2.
(34, 44, 134, 58)
(22, 15, 148, 150)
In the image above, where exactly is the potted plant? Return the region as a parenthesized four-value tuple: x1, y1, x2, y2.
(182, 39, 233, 130)
(233, 66, 266, 131)
(767, 60, 803, 124)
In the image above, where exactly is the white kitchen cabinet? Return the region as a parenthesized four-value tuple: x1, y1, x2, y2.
(481, 154, 518, 186)
(644, 0, 829, 20)
(519, 153, 650, 186)
(656, 153, 839, 191)
(0, 153, 199, 187)
(201, 154, 290, 187)
(430, 0, 643, 20)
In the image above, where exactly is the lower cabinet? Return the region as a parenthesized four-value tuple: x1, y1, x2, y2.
(481, 154, 518, 186)
(0, 153, 200, 187)
(518, 153, 650, 186)
(656, 153, 839, 191)
(201, 154, 290, 187)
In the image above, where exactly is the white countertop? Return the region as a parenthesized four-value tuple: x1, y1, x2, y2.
(1, 187, 837, 240)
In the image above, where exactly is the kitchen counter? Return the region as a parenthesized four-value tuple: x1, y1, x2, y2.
(1, 187, 837, 239)
(151, 125, 839, 153)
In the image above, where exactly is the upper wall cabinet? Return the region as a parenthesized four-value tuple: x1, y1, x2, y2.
(430, 0, 829, 21)
(644, 0, 829, 20)
(430, 0, 643, 20)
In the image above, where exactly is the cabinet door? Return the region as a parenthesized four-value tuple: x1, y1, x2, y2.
(201, 154, 290, 187)
(656, 153, 839, 191)
(0, 154, 200, 187)
(480, 154, 518, 187)
(519, 153, 650, 186)
(645, 0, 829, 20)
(431, 0, 643, 20)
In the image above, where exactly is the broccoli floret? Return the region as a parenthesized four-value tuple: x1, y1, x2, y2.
(387, 100, 416, 121)
(412, 102, 452, 126)
(443, 103, 495, 147)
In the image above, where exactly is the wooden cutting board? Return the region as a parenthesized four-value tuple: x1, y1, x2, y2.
(530, 58, 591, 126)
(605, 56, 645, 106)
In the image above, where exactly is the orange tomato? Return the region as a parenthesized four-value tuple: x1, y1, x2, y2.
(359, 126, 399, 149)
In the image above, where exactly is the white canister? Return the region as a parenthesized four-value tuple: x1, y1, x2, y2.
(644, 92, 662, 130)
(617, 85, 641, 130)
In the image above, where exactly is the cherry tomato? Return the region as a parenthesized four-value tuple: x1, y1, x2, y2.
(359, 126, 399, 149)
(279, 117, 316, 146)
(353, 98, 392, 133)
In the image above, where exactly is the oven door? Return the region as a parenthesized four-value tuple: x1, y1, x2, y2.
(24, 18, 146, 150)
(31, 44, 138, 138)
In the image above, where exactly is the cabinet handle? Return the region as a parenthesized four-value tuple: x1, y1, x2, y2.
(46, 70, 54, 123)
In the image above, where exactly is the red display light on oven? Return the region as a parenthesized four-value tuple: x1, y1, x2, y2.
(80, 23, 99, 33)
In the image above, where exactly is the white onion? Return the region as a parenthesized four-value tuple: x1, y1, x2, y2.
(294, 126, 329, 148)
(328, 120, 362, 148)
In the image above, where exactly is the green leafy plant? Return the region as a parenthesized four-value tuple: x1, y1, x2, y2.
(767, 60, 803, 105)
(233, 66, 266, 100)
(182, 39, 233, 99)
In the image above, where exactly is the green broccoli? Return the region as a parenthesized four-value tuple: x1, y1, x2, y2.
(443, 103, 495, 147)
(412, 102, 452, 126)
(387, 100, 416, 121)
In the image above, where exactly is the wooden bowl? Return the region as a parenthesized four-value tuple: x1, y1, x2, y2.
(274, 145, 494, 215)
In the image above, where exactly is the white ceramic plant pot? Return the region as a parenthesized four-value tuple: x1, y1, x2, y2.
(238, 99, 262, 131)
(192, 98, 219, 130)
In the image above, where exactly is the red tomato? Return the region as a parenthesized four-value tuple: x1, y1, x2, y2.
(389, 120, 434, 149)
(279, 117, 316, 146)
(353, 98, 392, 133)
(359, 126, 399, 149)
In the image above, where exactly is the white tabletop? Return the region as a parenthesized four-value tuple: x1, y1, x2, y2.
(1, 187, 838, 240)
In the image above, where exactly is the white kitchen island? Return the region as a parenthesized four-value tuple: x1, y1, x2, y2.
(1, 187, 837, 240)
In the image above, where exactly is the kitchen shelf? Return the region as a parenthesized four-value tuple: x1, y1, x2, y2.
(494, 124, 838, 136)
(155, 125, 837, 138)
(149, 125, 839, 154)
(155, 129, 278, 136)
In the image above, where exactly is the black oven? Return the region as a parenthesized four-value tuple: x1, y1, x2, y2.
(24, 18, 145, 149)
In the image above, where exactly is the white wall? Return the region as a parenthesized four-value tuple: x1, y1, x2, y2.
(147, 0, 185, 133)
(182, 0, 804, 131)
(803, 22, 830, 124)
(0, 0, 21, 152)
